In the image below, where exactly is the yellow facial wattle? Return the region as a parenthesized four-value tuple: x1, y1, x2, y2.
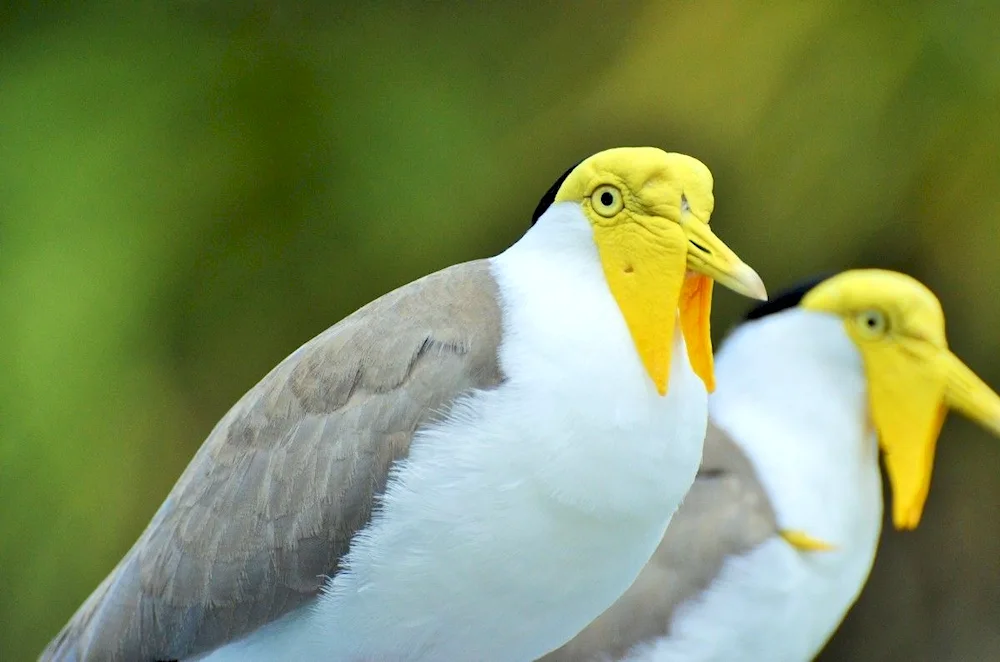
(679, 273, 715, 392)
(552, 147, 766, 395)
(862, 340, 949, 529)
(591, 220, 688, 395)
(802, 269, 1000, 530)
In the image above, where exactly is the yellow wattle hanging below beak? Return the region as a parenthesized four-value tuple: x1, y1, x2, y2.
(593, 223, 688, 396)
(869, 345, 1000, 529)
(872, 383, 948, 530)
(680, 273, 715, 392)
(678, 217, 766, 392)
(593, 218, 765, 397)
(796, 267, 1000, 531)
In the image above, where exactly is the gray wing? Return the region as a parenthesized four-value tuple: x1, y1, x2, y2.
(41, 259, 505, 662)
(538, 422, 779, 662)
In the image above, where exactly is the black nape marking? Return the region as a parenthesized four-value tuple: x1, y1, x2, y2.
(530, 160, 582, 226)
(743, 273, 835, 321)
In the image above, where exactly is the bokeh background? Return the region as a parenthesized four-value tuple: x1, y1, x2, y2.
(3, 2, 1000, 660)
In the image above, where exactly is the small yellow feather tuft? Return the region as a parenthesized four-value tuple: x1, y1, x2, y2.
(780, 529, 837, 552)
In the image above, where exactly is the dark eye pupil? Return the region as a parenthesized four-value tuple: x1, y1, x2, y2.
(867, 316, 877, 327)
(600, 191, 614, 207)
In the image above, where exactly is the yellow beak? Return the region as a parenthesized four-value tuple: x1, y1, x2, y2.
(683, 218, 769, 301)
(593, 219, 765, 396)
(869, 343, 1000, 529)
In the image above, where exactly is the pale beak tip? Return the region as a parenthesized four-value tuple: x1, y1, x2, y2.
(970, 410, 1000, 438)
(741, 265, 768, 301)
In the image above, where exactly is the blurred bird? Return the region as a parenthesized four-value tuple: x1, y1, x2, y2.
(40, 147, 766, 662)
(541, 269, 1000, 662)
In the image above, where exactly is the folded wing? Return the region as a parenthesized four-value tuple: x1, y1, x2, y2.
(41, 260, 505, 662)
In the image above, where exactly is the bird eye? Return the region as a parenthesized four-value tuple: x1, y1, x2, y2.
(591, 185, 624, 218)
(855, 309, 888, 337)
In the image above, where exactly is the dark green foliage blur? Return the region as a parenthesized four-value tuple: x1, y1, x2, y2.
(3, 2, 999, 660)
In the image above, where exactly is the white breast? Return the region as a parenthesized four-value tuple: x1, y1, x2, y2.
(623, 311, 885, 662)
(201, 204, 709, 661)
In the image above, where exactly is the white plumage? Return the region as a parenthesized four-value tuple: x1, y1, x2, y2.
(44, 147, 766, 662)
(629, 310, 882, 661)
(204, 202, 708, 661)
(545, 269, 1000, 662)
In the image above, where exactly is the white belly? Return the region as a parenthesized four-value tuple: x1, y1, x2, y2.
(201, 240, 710, 660)
(202, 344, 706, 661)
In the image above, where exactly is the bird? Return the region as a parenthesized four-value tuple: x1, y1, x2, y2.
(40, 146, 767, 662)
(539, 269, 1000, 662)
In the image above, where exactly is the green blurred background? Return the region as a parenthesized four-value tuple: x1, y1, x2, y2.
(3, 1, 999, 660)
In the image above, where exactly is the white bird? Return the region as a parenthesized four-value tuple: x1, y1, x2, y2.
(40, 146, 766, 662)
(542, 269, 1000, 662)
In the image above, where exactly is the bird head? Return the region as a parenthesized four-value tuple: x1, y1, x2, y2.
(801, 269, 1000, 529)
(549, 147, 767, 395)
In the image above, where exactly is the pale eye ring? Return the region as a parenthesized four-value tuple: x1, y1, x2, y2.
(591, 185, 624, 217)
(856, 309, 888, 337)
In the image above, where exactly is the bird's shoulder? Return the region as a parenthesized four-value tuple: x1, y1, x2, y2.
(666, 420, 781, 572)
(41, 258, 507, 662)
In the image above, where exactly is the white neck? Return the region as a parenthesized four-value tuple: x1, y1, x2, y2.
(710, 309, 882, 544)
(492, 202, 707, 518)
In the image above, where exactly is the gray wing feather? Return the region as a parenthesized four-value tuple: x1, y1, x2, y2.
(538, 422, 779, 661)
(41, 259, 505, 662)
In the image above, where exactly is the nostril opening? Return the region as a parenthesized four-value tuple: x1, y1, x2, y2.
(690, 240, 710, 254)
(623, 264, 634, 274)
